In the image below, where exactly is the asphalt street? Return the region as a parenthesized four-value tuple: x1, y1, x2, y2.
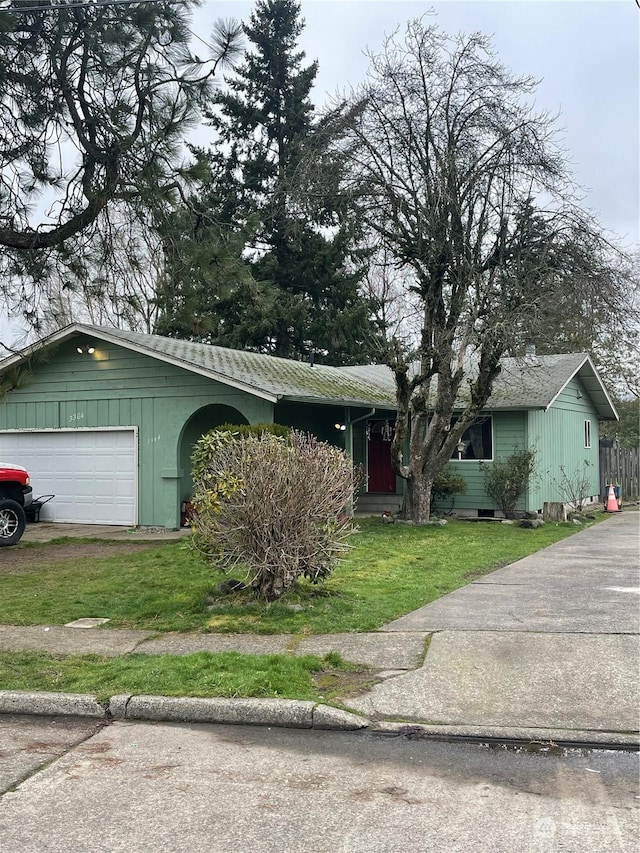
(0, 715, 638, 853)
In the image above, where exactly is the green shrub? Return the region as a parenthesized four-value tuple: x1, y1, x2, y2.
(213, 422, 292, 440)
(481, 449, 537, 518)
(431, 466, 467, 512)
(190, 429, 358, 601)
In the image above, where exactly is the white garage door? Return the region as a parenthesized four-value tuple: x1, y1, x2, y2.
(0, 429, 137, 525)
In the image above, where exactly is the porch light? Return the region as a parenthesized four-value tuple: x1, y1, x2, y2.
(334, 423, 347, 431)
(456, 439, 466, 460)
(76, 346, 95, 355)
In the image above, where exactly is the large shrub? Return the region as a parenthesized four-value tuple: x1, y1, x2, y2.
(190, 429, 358, 601)
(481, 449, 537, 518)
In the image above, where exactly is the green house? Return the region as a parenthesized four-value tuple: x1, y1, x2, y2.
(0, 324, 617, 526)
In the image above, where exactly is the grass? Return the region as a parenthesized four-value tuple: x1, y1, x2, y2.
(0, 516, 598, 635)
(0, 516, 604, 701)
(0, 650, 373, 704)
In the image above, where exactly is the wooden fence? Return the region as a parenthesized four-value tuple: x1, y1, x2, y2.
(599, 445, 640, 499)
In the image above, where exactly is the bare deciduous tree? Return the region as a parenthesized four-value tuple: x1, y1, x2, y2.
(336, 20, 631, 522)
(11, 206, 164, 336)
(363, 246, 422, 352)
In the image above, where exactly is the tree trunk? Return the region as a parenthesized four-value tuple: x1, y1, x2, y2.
(401, 473, 434, 524)
(253, 571, 285, 601)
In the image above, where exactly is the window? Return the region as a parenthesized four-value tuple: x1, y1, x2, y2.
(451, 417, 493, 461)
(584, 420, 591, 448)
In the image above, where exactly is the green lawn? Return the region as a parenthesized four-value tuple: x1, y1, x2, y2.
(0, 649, 367, 704)
(0, 517, 596, 635)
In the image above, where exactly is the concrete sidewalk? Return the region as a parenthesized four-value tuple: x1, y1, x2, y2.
(0, 624, 429, 671)
(1, 512, 638, 746)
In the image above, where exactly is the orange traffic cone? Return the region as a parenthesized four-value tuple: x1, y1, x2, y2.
(605, 484, 619, 513)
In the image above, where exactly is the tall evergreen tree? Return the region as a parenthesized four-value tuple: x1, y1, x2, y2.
(157, 0, 381, 364)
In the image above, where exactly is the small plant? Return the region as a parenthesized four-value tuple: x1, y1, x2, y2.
(552, 462, 594, 511)
(481, 449, 537, 518)
(431, 466, 467, 513)
(191, 429, 358, 601)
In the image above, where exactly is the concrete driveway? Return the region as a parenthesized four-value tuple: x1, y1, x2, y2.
(348, 512, 640, 738)
(20, 522, 189, 543)
(384, 510, 639, 634)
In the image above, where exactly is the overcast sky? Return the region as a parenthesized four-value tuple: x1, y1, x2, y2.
(1, 0, 638, 345)
(197, 0, 638, 243)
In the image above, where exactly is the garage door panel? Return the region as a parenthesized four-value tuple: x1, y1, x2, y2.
(94, 457, 117, 475)
(0, 430, 137, 525)
(115, 481, 135, 500)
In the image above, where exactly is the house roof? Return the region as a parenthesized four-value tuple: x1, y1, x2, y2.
(486, 353, 618, 418)
(2, 324, 397, 408)
(0, 324, 618, 419)
(342, 354, 618, 419)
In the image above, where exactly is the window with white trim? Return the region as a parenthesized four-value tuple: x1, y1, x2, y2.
(584, 420, 591, 448)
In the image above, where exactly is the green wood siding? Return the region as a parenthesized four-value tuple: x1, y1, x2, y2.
(432, 382, 600, 515)
(0, 339, 272, 527)
(433, 411, 528, 513)
(526, 377, 600, 511)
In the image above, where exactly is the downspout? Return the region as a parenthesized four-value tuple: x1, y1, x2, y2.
(344, 407, 376, 514)
(344, 407, 376, 460)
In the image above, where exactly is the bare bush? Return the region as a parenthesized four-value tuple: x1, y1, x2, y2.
(552, 463, 594, 511)
(190, 429, 358, 601)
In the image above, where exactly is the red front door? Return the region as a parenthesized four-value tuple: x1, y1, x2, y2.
(367, 422, 396, 493)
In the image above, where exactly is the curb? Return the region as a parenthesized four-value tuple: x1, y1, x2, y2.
(366, 720, 640, 750)
(0, 691, 369, 731)
(0, 691, 107, 718)
(1, 691, 638, 750)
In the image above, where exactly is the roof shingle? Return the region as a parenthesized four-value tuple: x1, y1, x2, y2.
(0, 324, 617, 418)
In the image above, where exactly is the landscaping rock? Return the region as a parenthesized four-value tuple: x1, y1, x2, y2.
(519, 518, 545, 529)
(214, 579, 247, 594)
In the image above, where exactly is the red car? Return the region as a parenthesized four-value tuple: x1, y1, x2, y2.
(0, 463, 33, 546)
